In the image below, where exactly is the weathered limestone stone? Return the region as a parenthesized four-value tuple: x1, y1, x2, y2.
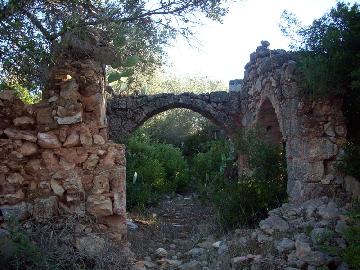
(179, 260, 202, 270)
(0, 39, 127, 246)
(317, 201, 340, 220)
(80, 125, 93, 146)
(55, 111, 82, 125)
(82, 93, 102, 112)
(93, 134, 105, 145)
(86, 194, 113, 217)
(50, 179, 65, 197)
(275, 238, 295, 253)
(63, 132, 80, 147)
(0, 189, 25, 204)
(62, 171, 83, 193)
(155, 247, 168, 258)
(42, 150, 60, 171)
(92, 174, 110, 194)
(295, 234, 312, 257)
(60, 79, 80, 100)
(59, 158, 76, 170)
(0, 202, 29, 220)
(13, 116, 35, 127)
(54, 148, 89, 164)
(37, 132, 62, 148)
(4, 128, 37, 142)
(6, 173, 24, 184)
(19, 142, 38, 156)
(75, 234, 106, 256)
(36, 107, 53, 125)
(33, 196, 58, 222)
(259, 216, 289, 234)
(0, 90, 15, 101)
(107, 91, 242, 139)
(83, 154, 99, 170)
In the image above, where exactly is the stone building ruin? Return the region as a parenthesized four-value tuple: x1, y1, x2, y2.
(0, 41, 355, 247)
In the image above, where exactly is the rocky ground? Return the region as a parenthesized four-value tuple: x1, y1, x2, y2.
(128, 194, 358, 270)
(128, 193, 226, 269)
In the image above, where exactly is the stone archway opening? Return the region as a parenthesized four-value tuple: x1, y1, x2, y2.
(256, 98, 283, 145)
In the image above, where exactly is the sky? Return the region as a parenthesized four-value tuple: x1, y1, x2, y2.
(165, 0, 359, 83)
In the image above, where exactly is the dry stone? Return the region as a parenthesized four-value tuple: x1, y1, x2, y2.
(75, 234, 106, 256)
(63, 132, 80, 147)
(13, 116, 35, 127)
(19, 142, 38, 156)
(37, 132, 62, 148)
(0, 202, 29, 220)
(86, 194, 113, 217)
(6, 173, 24, 184)
(4, 128, 37, 142)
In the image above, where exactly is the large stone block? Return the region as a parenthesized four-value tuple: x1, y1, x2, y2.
(86, 194, 113, 217)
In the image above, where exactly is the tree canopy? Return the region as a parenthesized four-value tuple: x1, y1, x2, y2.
(0, 0, 231, 93)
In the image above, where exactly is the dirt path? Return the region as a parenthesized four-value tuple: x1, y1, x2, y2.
(127, 193, 228, 269)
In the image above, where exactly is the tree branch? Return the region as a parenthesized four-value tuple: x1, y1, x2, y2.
(51, 1, 195, 40)
(0, 0, 35, 21)
(23, 9, 55, 42)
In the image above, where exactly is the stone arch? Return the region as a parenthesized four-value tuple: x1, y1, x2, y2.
(255, 98, 283, 145)
(132, 104, 230, 135)
(107, 92, 243, 140)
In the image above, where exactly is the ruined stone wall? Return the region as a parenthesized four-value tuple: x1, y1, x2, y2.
(240, 42, 348, 203)
(0, 54, 126, 243)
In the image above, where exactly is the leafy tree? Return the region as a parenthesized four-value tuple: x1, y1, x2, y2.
(0, 0, 231, 93)
(280, 2, 360, 141)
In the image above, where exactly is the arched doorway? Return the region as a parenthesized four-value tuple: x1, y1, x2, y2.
(255, 98, 283, 145)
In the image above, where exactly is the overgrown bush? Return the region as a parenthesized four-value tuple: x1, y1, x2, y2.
(192, 129, 288, 229)
(338, 141, 360, 180)
(0, 218, 48, 269)
(191, 138, 234, 186)
(212, 176, 287, 229)
(125, 131, 190, 210)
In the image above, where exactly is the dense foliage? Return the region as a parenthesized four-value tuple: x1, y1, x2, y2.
(194, 129, 288, 229)
(338, 141, 360, 180)
(0, 0, 230, 93)
(125, 132, 190, 210)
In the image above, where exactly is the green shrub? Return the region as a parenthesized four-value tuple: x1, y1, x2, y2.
(0, 218, 49, 269)
(191, 139, 234, 183)
(213, 176, 287, 229)
(125, 131, 190, 210)
(341, 204, 360, 269)
(338, 141, 360, 180)
(192, 129, 287, 229)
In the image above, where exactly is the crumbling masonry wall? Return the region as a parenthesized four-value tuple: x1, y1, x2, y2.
(0, 52, 127, 243)
(240, 43, 348, 202)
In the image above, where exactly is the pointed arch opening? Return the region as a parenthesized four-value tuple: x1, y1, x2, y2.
(256, 98, 283, 145)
